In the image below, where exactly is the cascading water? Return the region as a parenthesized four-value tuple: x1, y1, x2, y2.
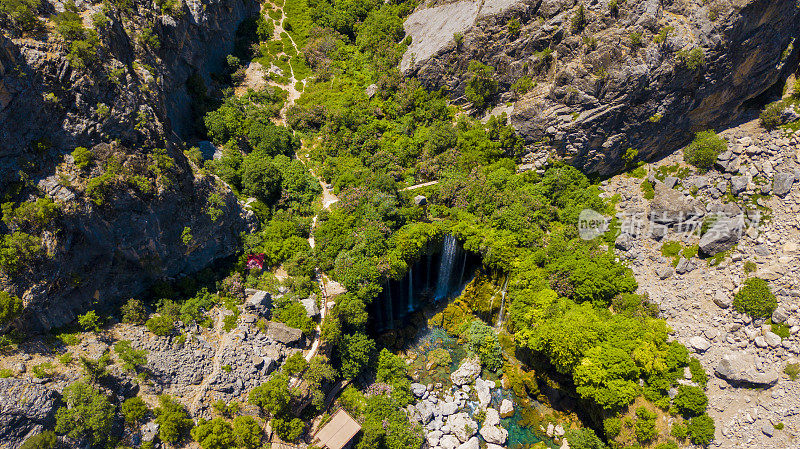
(495, 275, 509, 327)
(434, 235, 458, 301)
(369, 234, 481, 332)
(408, 271, 414, 313)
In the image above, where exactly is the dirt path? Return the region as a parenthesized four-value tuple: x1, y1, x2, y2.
(190, 309, 231, 412)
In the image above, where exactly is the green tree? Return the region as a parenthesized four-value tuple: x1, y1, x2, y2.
(242, 154, 282, 203)
(55, 381, 115, 446)
(154, 395, 194, 444)
(121, 396, 150, 426)
(0, 0, 42, 31)
(232, 415, 262, 449)
(114, 340, 148, 371)
(337, 332, 375, 379)
(564, 427, 605, 449)
(121, 298, 147, 325)
(733, 277, 776, 318)
(0, 231, 43, 274)
(191, 418, 235, 449)
(464, 320, 504, 371)
(146, 315, 175, 336)
(464, 61, 498, 110)
(376, 348, 406, 383)
(0, 291, 22, 326)
(72, 146, 93, 169)
(634, 407, 657, 443)
(270, 416, 304, 441)
(78, 310, 101, 332)
(283, 351, 309, 375)
(249, 372, 291, 416)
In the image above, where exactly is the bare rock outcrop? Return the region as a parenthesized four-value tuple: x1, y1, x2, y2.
(402, 0, 800, 175)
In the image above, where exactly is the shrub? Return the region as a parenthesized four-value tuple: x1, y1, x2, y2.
(0, 231, 43, 274)
(72, 147, 93, 170)
(676, 47, 705, 70)
(464, 61, 498, 110)
(77, 310, 101, 332)
(114, 340, 147, 371)
(32, 362, 54, 378)
(121, 298, 147, 324)
(79, 352, 111, 382)
(784, 363, 800, 380)
(20, 431, 58, 449)
(673, 385, 708, 417)
(272, 298, 314, 334)
(121, 396, 150, 426)
(55, 381, 115, 446)
(565, 427, 605, 449)
(0, 368, 13, 378)
(507, 18, 520, 38)
(0, 291, 22, 326)
(146, 315, 175, 336)
(688, 357, 708, 388)
(733, 277, 776, 318)
(760, 102, 783, 130)
(635, 407, 657, 443)
(571, 4, 587, 33)
(743, 260, 757, 274)
(671, 422, 688, 440)
(687, 414, 715, 446)
(604, 417, 622, 439)
(155, 395, 194, 444)
(683, 130, 726, 170)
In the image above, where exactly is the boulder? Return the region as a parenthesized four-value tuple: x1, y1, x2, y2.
(650, 183, 699, 224)
(440, 434, 461, 449)
(141, 421, 159, 442)
(499, 398, 514, 418)
(450, 357, 481, 386)
(715, 352, 779, 387)
(730, 176, 747, 195)
(365, 83, 379, 98)
(456, 437, 480, 449)
(689, 336, 711, 353)
(475, 378, 491, 408)
(479, 424, 508, 445)
(773, 172, 795, 197)
(300, 298, 319, 318)
(764, 332, 782, 348)
(699, 215, 744, 255)
(615, 233, 632, 251)
(440, 401, 458, 416)
(446, 412, 478, 443)
(772, 307, 790, 324)
(656, 266, 673, 280)
(416, 401, 434, 424)
(262, 321, 303, 346)
(0, 379, 59, 448)
(411, 383, 427, 398)
(484, 408, 501, 426)
(414, 195, 427, 206)
(713, 291, 732, 309)
(245, 290, 271, 311)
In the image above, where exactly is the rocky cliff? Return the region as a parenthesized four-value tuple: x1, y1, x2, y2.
(402, 0, 800, 175)
(0, 0, 260, 330)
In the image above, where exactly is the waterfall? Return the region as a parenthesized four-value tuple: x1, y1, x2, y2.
(408, 269, 414, 313)
(495, 275, 509, 328)
(458, 251, 467, 288)
(386, 281, 394, 328)
(434, 235, 458, 301)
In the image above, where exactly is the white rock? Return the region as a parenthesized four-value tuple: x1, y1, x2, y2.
(689, 336, 712, 352)
(440, 435, 460, 449)
(456, 437, 479, 449)
(475, 378, 491, 408)
(484, 408, 500, 427)
(446, 413, 477, 443)
(499, 399, 514, 418)
(451, 357, 481, 386)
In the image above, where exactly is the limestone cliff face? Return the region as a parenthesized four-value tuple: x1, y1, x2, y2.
(402, 0, 800, 175)
(0, 0, 259, 330)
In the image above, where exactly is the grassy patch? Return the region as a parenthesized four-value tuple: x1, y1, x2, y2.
(641, 179, 655, 200)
